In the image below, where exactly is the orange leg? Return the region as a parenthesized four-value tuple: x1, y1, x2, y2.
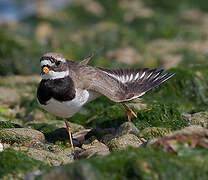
(121, 102, 137, 122)
(64, 120, 74, 148)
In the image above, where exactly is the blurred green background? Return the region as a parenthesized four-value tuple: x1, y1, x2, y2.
(1, 0, 208, 115)
(1, 0, 208, 75)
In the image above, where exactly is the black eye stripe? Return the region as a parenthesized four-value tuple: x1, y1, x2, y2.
(40, 57, 56, 63)
(55, 61, 61, 66)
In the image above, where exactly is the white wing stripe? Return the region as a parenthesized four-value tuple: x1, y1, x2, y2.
(140, 72, 145, 79)
(102, 70, 152, 84)
(146, 72, 152, 79)
(134, 73, 139, 80)
(125, 75, 129, 82)
(129, 74, 133, 81)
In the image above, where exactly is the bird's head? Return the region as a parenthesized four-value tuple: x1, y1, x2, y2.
(40, 52, 69, 80)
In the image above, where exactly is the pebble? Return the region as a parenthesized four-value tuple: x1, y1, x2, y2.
(0, 143, 3, 152)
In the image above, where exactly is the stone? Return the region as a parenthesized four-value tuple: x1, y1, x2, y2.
(108, 134, 143, 151)
(189, 111, 208, 128)
(14, 147, 74, 166)
(139, 127, 172, 140)
(153, 126, 208, 153)
(116, 122, 140, 137)
(0, 128, 45, 145)
(77, 137, 110, 159)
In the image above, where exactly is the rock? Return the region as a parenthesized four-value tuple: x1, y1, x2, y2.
(168, 125, 208, 137)
(0, 149, 45, 179)
(189, 111, 208, 128)
(139, 127, 172, 140)
(0, 87, 20, 105)
(39, 146, 208, 180)
(14, 147, 74, 166)
(153, 126, 208, 153)
(0, 128, 45, 145)
(41, 162, 99, 180)
(108, 134, 143, 151)
(116, 122, 140, 137)
(77, 137, 110, 159)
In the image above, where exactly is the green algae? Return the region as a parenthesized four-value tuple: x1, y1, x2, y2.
(90, 103, 188, 133)
(27, 123, 58, 134)
(0, 129, 31, 144)
(139, 127, 172, 140)
(189, 111, 208, 128)
(0, 149, 46, 178)
(0, 121, 21, 130)
(134, 103, 188, 130)
(38, 147, 208, 180)
(143, 67, 208, 111)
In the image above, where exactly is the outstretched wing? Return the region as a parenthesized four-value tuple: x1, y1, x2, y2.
(76, 66, 175, 102)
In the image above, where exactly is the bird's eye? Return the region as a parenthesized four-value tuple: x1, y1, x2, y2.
(55, 61, 61, 66)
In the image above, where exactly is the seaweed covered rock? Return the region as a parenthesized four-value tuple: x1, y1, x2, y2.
(0, 149, 46, 179)
(116, 122, 140, 137)
(108, 134, 143, 151)
(77, 138, 110, 159)
(189, 111, 208, 128)
(0, 128, 45, 145)
(13, 147, 74, 166)
(153, 126, 208, 154)
(39, 147, 208, 180)
(139, 127, 172, 140)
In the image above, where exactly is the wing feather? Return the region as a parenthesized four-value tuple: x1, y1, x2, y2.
(75, 66, 175, 102)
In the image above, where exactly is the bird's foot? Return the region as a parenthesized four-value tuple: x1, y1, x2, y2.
(121, 103, 137, 122)
(64, 119, 74, 148)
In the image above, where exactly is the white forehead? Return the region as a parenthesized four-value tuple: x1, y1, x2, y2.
(56, 57, 66, 62)
(40, 58, 66, 67)
(40, 60, 55, 67)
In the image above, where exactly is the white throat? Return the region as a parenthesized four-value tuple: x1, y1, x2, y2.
(42, 70, 69, 80)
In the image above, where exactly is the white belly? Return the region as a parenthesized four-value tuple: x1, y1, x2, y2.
(38, 89, 99, 118)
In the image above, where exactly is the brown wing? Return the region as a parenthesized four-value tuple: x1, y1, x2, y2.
(71, 65, 175, 102)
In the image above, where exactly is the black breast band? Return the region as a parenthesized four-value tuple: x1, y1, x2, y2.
(37, 76, 76, 105)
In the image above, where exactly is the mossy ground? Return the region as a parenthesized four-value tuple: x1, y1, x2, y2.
(39, 147, 208, 180)
(0, 121, 21, 130)
(0, 149, 46, 178)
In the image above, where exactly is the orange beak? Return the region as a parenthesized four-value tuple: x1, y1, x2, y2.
(42, 66, 50, 74)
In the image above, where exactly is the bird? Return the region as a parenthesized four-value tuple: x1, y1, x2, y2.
(37, 52, 175, 148)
